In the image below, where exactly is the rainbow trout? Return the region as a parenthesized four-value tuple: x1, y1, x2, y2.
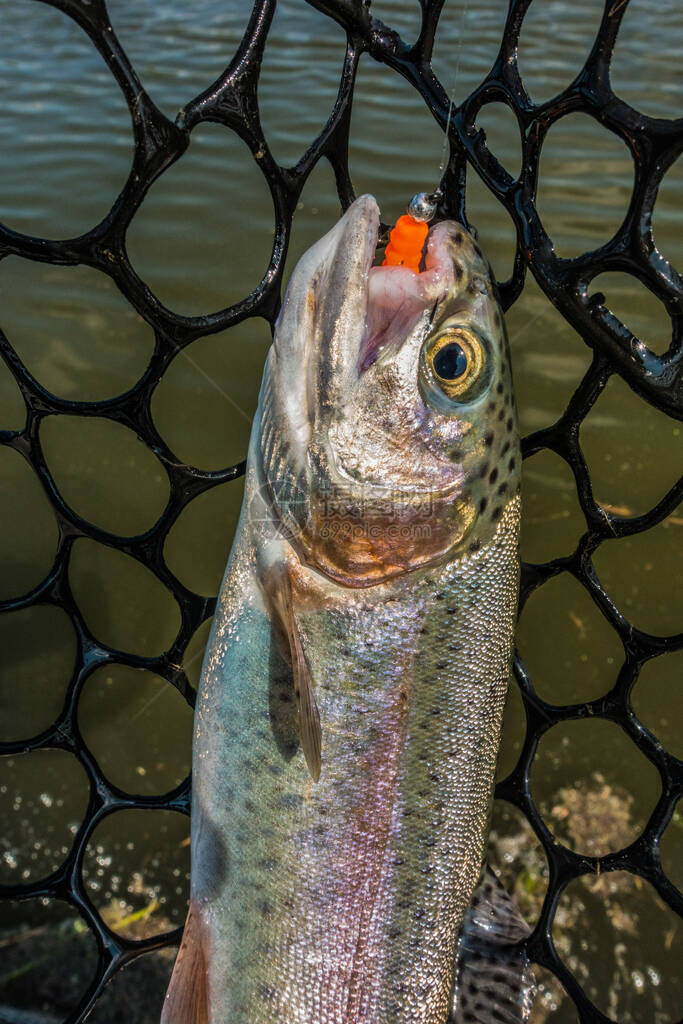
(162, 195, 533, 1024)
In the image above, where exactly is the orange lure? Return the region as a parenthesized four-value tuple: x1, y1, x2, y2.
(381, 214, 429, 273)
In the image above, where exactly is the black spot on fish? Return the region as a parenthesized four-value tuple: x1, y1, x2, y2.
(496, 382, 504, 394)
(479, 462, 490, 479)
(484, 431, 494, 447)
(454, 231, 463, 245)
(469, 538, 482, 552)
(192, 808, 230, 901)
(506, 416, 514, 431)
(497, 408, 505, 422)
(497, 482, 507, 496)
(502, 440, 510, 455)
(494, 310, 501, 328)
(454, 262, 464, 281)
(509, 456, 517, 471)
(268, 642, 299, 760)
(479, 497, 488, 513)
(279, 793, 304, 811)
(258, 856, 278, 871)
(489, 468, 498, 484)
(491, 506, 502, 521)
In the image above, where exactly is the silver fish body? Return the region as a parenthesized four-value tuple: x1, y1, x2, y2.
(163, 195, 522, 1024)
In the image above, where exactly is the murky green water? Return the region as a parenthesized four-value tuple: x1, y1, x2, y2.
(0, 1, 680, 1021)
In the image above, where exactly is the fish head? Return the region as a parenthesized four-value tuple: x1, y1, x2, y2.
(260, 194, 520, 587)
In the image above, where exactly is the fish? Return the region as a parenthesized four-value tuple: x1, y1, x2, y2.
(161, 194, 533, 1024)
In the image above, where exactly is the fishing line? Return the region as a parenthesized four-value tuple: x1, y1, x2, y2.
(395, 0, 472, 231)
(438, 0, 471, 179)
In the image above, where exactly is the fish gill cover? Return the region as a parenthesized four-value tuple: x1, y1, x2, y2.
(0, 1, 680, 1022)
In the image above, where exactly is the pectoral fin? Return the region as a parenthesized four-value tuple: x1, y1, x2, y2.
(450, 868, 536, 1024)
(261, 556, 322, 783)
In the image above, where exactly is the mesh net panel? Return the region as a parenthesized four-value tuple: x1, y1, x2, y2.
(0, 1, 681, 1021)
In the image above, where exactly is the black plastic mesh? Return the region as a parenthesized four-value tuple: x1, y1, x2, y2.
(0, 1, 681, 1022)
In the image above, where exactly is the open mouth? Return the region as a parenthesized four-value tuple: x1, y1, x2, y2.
(359, 200, 457, 373)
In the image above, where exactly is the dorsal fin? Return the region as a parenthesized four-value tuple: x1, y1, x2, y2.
(450, 868, 536, 1024)
(161, 901, 209, 1024)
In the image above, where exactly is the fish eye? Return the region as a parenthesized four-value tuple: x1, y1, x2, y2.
(433, 341, 468, 381)
(423, 327, 488, 402)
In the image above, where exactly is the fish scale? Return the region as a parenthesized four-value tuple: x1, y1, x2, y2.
(190, 492, 518, 1023)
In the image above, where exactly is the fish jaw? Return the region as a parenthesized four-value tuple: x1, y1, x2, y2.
(271, 194, 463, 446)
(272, 193, 381, 445)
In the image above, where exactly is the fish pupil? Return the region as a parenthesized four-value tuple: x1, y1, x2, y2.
(434, 342, 468, 380)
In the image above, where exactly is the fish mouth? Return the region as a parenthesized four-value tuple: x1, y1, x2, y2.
(275, 194, 464, 403)
(306, 194, 470, 500)
(318, 197, 472, 503)
(356, 197, 460, 374)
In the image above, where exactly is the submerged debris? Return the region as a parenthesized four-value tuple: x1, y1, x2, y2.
(0, 901, 175, 1023)
(488, 773, 680, 1023)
